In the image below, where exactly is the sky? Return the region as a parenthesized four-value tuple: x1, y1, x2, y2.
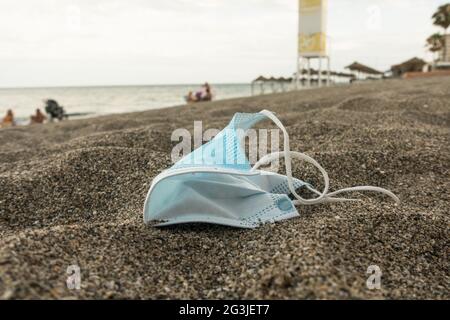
(0, 0, 448, 88)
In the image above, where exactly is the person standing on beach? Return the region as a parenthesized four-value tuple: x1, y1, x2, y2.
(1, 109, 15, 128)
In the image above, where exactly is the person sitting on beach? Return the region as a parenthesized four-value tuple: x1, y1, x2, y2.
(187, 91, 197, 103)
(30, 108, 47, 124)
(195, 90, 203, 101)
(186, 83, 213, 103)
(1, 109, 15, 128)
(45, 99, 67, 122)
(201, 82, 213, 101)
(203, 87, 213, 101)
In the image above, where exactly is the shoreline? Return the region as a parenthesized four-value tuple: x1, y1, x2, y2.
(0, 83, 254, 123)
(4, 81, 362, 128)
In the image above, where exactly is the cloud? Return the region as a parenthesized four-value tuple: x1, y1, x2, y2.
(0, 0, 446, 87)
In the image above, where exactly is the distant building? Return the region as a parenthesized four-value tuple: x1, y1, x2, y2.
(390, 57, 427, 77)
(434, 34, 450, 70)
(439, 34, 450, 63)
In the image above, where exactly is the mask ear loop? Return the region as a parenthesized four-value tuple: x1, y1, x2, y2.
(255, 110, 330, 205)
(253, 110, 400, 205)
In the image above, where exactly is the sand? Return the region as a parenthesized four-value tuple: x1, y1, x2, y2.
(0, 77, 449, 299)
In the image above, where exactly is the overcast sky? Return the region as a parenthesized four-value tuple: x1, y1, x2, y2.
(0, 0, 447, 87)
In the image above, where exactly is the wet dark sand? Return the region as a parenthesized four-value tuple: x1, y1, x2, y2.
(0, 77, 449, 299)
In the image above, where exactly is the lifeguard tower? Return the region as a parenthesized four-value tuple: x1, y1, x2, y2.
(296, 0, 330, 88)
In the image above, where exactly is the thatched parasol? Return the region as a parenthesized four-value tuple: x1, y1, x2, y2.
(345, 62, 383, 75)
(252, 76, 269, 83)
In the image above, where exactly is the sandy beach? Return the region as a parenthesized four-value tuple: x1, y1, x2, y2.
(0, 77, 449, 299)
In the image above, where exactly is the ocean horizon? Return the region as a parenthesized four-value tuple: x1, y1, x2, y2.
(0, 83, 254, 123)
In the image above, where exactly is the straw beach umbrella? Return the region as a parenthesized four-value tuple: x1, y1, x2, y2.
(268, 76, 277, 93)
(345, 62, 383, 80)
(251, 76, 268, 95)
(345, 62, 382, 75)
(277, 77, 291, 92)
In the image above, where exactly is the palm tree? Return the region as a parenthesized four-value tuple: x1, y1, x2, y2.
(427, 33, 444, 52)
(432, 4, 450, 61)
(432, 4, 450, 30)
(427, 33, 444, 61)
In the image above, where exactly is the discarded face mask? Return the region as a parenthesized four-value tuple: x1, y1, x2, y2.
(143, 110, 399, 229)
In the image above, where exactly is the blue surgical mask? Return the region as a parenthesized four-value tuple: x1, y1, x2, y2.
(143, 110, 399, 229)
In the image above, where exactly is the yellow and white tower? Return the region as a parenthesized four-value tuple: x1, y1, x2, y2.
(297, 0, 330, 88)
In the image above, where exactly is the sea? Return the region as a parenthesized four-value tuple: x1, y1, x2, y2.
(0, 83, 253, 124)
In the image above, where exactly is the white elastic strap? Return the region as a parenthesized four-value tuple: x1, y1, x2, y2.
(252, 150, 330, 204)
(305, 185, 360, 203)
(257, 110, 330, 205)
(254, 110, 400, 205)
